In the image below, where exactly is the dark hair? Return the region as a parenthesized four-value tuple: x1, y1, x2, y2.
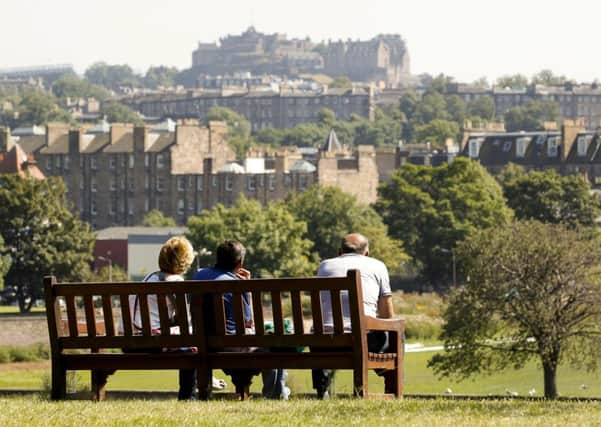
(340, 233, 369, 255)
(215, 240, 246, 271)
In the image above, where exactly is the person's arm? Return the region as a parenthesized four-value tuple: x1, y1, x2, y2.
(377, 295, 394, 319)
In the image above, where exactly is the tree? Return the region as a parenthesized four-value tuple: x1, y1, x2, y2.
(329, 76, 352, 89)
(186, 196, 316, 278)
(531, 69, 568, 86)
(84, 62, 141, 89)
(429, 221, 601, 399)
(414, 92, 449, 124)
(18, 89, 71, 126)
(142, 209, 176, 227)
(0, 235, 11, 290)
(414, 119, 459, 148)
(445, 95, 466, 124)
(144, 66, 179, 89)
(286, 186, 408, 274)
(84, 264, 129, 282)
(467, 96, 495, 121)
(51, 76, 110, 101)
(502, 170, 601, 227)
(0, 175, 94, 312)
(206, 107, 252, 158)
(100, 102, 143, 125)
(504, 100, 559, 132)
(496, 74, 528, 88)
(375, 158, 513, 287)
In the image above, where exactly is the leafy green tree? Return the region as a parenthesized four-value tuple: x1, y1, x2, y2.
(0, 175, 94, 312)
(84, 62, 141, 89)
(281, 123, 329, 147)
(467, 95, 495, 121)
(329, 76, 352, 89)
(471, 77, 490, 89)
(429, 221, 601, 399)
(0, 235, 11, 290)
(206, 107, 252, 158)
(375, 158, 513, 287)
(531, 69, 568, 86)
(101, 102, 143, 125)
(496, 74, 528, 88)
(186, 196, 316, 278)
(286, 186, 408, 274)
(504, 100, 559, 132)
(414, 119, 459, 148)
(317, 108, 336, 127)
(18, 89, 71, 126)
(502, 170, 601, 227)
(144, 66, 179, 89)
(414, 92, 449, 123)
(84, 264, 129, 282)
(51, 76, 110, 101)
(142, 209, 176, 227)
(254, 127, 285, 147)
(445, 95, 466, 124)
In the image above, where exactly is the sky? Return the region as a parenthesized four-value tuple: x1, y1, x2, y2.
(1, 0, 599, 83)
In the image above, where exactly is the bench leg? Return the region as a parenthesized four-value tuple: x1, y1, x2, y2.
(91, 369, 114, 401)
(51, 359, 66, 400)
(353, 366, 368, 398)
(197, 368, 212, 401)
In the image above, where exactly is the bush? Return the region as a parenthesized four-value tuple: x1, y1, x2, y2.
(0, 346, 11, 363)
(0, 343, 51, 363)
(404, 316, 442, 340)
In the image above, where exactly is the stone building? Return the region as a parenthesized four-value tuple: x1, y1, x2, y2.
(126, 86, 375, 132)
(190, 27, 410, 87)
(1, 124, 381, 228)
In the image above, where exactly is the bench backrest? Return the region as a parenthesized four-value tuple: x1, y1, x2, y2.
(44, 270, 366, 355)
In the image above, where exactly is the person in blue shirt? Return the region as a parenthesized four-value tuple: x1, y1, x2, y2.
(194, 240, 290, 399)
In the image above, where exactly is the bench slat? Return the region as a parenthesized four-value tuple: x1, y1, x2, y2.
(59, 335, 201, 349)
(66, 296, 78, 337)
(331, 290, 344, 335)
(311, 290, 323, 335)
(83, 295, 96, 338)
(101, 295, 115, 337)
(213, 294, 226, 336)
(232, 292, 246, 336)
(251, 291, 264, 336)
(62, 352, 200, 370)
(138, 294, 152, 336)
(209, 351, 355, 370)
(207, 334, 353, 348)
(271, 291, 284, 335)
(157, 294, 171, 336)
(291, 290, 304, 335)
(175, 293, 190, 336)
(120, 295, 133, 337)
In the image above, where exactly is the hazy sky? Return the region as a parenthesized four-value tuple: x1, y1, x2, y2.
(1, 0, 599, 83)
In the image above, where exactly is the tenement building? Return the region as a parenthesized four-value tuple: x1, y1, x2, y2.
(461, 119, 601, 186)
(190, 27, 410, 87)
(125, 87, 375, 132)
(0, 124, 381, 228)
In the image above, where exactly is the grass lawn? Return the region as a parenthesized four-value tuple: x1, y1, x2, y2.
(2, 351, 601, 399)
(1, 395, 601, 426)
(0, 306, 45, 314)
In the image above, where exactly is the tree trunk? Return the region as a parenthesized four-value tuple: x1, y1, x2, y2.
(542, 360, 558, 399)
(17, 291, 33, 313)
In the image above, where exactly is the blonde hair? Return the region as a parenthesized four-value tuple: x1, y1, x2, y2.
(158, 236, 195, 275)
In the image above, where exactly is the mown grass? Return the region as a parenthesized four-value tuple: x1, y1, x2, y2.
(0, 395, 600, 427)
(3, 351, 601, 399)
(0, 306, 44, 314)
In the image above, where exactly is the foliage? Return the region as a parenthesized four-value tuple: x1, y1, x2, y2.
(286, 186, 408, 274)
(502, 169, 601, 227)
(430, 221, 601, 399)
(496, 74, 529, 88)
(531, 69, 568, 86)
(0, 234, 10, 289)
(467, 95, 495, 121)
(0, 175, 94, 312)
(375, 158, 512, 287)
(329, 76, 352, 89)
(206, 107, 252, 158)
(504, 100, 559, 132)
(144, 66, 179, 89)
(186, 196, 316, 278)
(51, 76, 110, 101)
(141, 209, 176, 227)
(11, 89, 71, 126)
(0, 343, 49, 363)
(84, 62, 141, 89)
(100, 102, 143, 125)
(414, 119, 459, 148)
(84, 264, 129, 282)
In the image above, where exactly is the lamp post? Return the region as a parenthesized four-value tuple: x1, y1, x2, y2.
(438, 247, 456, 287)
(97, 251, 113, 282)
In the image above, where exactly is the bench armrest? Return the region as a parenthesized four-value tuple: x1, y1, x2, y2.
(365, 316, 405, 333)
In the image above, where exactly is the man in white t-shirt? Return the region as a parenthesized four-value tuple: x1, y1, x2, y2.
(313, 233, 396, 398)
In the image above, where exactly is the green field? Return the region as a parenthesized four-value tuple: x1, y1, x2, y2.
(1, 396, 600, 427)
(2, 351, 601, 398)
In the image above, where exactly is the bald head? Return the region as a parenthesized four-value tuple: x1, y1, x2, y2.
(340, 233, 369, 256)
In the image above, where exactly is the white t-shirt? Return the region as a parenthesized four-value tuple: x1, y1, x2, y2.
(317, 253, 391, 329)
(130, 271, 182, 332)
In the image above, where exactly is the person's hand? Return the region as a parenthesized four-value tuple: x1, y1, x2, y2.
(236, 268, 251, 280)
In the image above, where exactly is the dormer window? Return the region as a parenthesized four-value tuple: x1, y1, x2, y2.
(516, 137, 530, 158)
(548, 137, 559, 157)
(502, 141, 512, 152)
(577, 135, 593, 157)
(468, 138, 483, 158)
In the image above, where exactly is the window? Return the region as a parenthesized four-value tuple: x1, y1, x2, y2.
(212, 175, 217, 187)
(90, 157, 97, 170)
(548, 137, 559, 157)
(468, 138, 482, 158)
(109, 156, 116, 169)
(177, 176, 185, 191)
(128, 179, 134, 192)
(91, 199, 97, 216)
(110, 177, 117, 191)
(46, 158, 51, 170)
(248, 175, 256, 191)
(188, 176, 194, 189)
(284, 174, 292, 187)
(90, 176, 97, 192)
(225, 175, 233, 191)
(177, 199, 185, 215)
(156, 177, 165, 192)
(144, 197, 149, 212)
(63, 156, 69, 171)
(577, 135, 592, 157)
(109, 199, 116, 215)
(516, 137, 530, 158)
(129, 154, 135, 169)
(156, 153, 165, 169)
(502, 141, 512, 152)
(144, 154, 149, 168)
(268, 175, 275, 191)
(197, 176, 203, 191)
(55, 156, 61, 169)
(144, 174, 149, 190)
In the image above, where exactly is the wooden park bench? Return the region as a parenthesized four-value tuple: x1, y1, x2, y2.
(44, 270, 405, 400)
